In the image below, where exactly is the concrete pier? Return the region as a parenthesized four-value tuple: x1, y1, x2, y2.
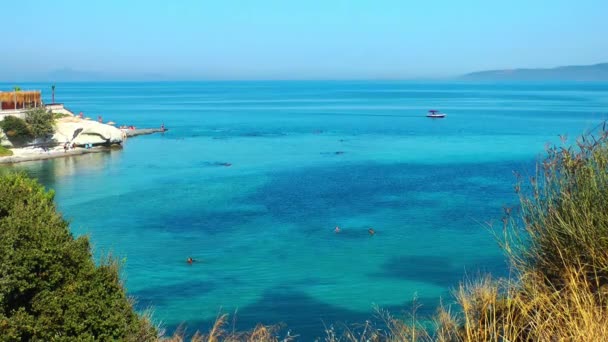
(124, 128, 167, 137)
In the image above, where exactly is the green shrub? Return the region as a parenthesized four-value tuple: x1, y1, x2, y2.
(0, 173, 156, 341)
(24, 108, 55, 139)
(53, 112, 71, 119)
(0, 116, 32, 139)
(0, 146, 12, 157)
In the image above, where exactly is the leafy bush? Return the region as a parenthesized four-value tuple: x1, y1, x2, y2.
(25, 108, 55, 139)
(53, 112, 71, 119)
(0, 145, 12, 157)
(0, 173, 157, 341)
(0, 116, 32, 139)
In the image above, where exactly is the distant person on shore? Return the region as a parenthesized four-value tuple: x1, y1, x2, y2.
(334, 226, 341, 233)
(368, 227, 375, 236)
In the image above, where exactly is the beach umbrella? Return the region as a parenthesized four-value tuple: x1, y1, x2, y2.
(107, 121, 116, 125)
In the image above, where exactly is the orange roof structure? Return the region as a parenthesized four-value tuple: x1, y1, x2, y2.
(0, 90, 42, 110)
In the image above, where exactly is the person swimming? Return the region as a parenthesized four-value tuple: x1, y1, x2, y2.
(187, 257, 195, 264)
(334, 226, 341, 233)
(368, 228, 376, 236)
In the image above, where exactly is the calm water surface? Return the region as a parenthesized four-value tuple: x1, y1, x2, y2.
(2, 81, 607, 338)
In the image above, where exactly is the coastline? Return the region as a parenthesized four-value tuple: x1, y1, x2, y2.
(0, 146, 113, 165)
(0, 128, 167, 165)
(125, 127, 167, 137)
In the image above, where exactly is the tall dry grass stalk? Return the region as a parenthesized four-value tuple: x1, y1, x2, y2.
(320, 300, 432, 342)
(160, 312, 296, 342)
(431, 267, 608, 341)
(507, 127, 608, 283)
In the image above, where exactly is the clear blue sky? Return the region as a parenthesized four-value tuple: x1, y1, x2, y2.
(2, 0, 607, 80)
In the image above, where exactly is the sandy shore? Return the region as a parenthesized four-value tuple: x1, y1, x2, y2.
(0, 145, 114, 165)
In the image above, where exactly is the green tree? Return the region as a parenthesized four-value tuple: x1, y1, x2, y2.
(24, 108, 55, 140)
(0, 173, 156, 341)
(0, 116, 32, 139)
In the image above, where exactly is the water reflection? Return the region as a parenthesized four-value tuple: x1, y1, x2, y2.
(3, 149, 123, 186)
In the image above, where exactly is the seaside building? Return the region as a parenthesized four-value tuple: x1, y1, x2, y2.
(0, 90, 42, 111)
(0, 89, 74, 120)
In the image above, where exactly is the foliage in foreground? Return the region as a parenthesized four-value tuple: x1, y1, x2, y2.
(161, 314, 297, 342)
(0, 173, 156, 341)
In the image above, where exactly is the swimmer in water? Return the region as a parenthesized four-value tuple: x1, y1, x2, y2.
(187, 257, 195, 264)
(368, 228, 376, 236)
(334, 226, 341, 233)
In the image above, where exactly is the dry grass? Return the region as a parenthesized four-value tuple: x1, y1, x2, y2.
(322, 302, 431, 342)
(159, 313, 297, 342)
(428, 266, 608, 342)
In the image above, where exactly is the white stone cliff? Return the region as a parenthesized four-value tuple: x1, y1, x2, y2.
(53, 117, 124, 146)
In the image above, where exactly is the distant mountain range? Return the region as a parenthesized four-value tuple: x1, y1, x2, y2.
(46, 68, 166, 82)
(3, 63, 608, 82)
(461, 62, 608, 81)
(0, 68, 169, 82)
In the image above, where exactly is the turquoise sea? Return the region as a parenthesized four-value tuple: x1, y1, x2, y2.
(2, 81, 608, 338)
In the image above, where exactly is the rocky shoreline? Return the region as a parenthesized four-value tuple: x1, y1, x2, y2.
(125, 127, 167, 137)
(0, 118, 167, 165)
(0, 146, 113, 164)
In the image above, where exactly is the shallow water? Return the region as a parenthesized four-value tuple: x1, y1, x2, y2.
(2, 81, 607, 338)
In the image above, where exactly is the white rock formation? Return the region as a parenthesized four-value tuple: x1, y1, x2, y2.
(53, 117, 124, 146)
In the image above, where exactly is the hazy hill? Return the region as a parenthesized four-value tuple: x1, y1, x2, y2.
(45, 68, 166, 82)
(462, 62, 608, 81)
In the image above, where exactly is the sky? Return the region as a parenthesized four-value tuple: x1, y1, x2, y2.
(1, 0, 607, 81)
